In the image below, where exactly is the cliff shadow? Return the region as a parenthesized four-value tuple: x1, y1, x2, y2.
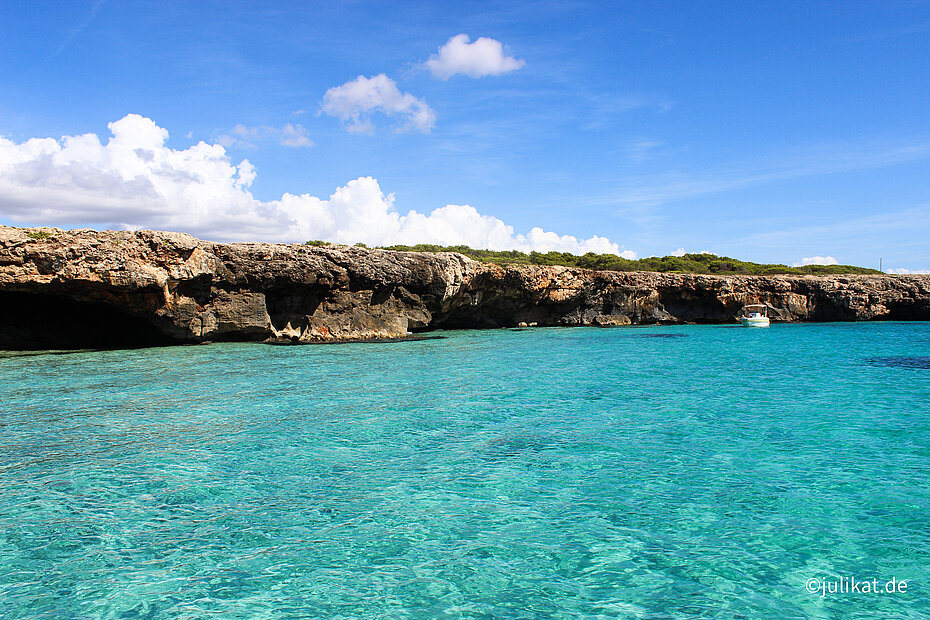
(0, 291, 179, 350)
(878, 300, 930, 321)
(656, 287, 733, 323)
(262, 286, 327, 334)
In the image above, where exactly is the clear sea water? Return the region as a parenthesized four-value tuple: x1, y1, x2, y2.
(1, 322, 929, 619)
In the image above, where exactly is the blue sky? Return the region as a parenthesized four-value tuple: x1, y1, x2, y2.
(1, 1, 929, 270)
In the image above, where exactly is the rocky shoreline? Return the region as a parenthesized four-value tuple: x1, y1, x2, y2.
(1, 225, 928, 349)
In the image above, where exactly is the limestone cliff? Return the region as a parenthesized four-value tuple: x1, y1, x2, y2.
(1, 226, 928, 349)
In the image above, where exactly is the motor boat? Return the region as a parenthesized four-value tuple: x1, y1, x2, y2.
(739, 304, 770, 327)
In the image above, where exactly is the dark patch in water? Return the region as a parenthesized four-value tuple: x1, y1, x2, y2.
(864, 356, 930, 370)
(0, 344, 190, 359)
(0, 349, 104, 359)
(482, 435, 554, 460)
(382, 335, 447, 344)
(630, 334, 688, 339)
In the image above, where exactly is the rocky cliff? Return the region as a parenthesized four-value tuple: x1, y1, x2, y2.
(1, 226, 928, 349)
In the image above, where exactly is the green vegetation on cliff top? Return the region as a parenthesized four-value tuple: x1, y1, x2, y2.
(377, 244, 881, 275)
(305, 241, 879, 275)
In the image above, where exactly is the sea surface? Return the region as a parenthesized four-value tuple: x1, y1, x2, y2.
(1, 322, 929, 619)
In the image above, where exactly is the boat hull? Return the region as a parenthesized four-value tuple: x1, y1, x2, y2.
(740, 316, 770, 327)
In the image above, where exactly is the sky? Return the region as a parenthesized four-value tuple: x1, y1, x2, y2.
(1, 1, 929, 271)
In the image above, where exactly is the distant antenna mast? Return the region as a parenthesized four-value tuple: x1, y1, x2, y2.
(880, 257, 883, 273)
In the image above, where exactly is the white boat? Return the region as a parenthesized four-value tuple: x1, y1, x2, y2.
(739, 304, 770, 327)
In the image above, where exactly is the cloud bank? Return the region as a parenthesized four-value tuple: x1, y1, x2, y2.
(792, 256, 838, 267)
(0, 114, 627, 255)
(322, 74, 436, 134)
(425, 34, 525, 79)
(887, 268, 930, 275)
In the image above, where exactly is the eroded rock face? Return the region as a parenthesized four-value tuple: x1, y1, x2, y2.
(1, 225, 928, 349)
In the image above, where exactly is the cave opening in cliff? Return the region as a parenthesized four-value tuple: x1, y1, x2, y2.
(0, 291, 180, 350)
(263, 286, 327, 335)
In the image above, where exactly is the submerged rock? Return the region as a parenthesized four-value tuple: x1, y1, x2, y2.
(1, 225, 928, 349)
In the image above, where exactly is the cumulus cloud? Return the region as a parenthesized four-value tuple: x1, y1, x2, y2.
(425, 34, 525, 80)
(217, 123, 313, 149)
(273, 181, 623, 254)
(322, 74, 436, 133)
(671, 248, 687, 257)
(792, 256, 839, 267)
(887, 268, 930, 274)
(0, 114, 629, 256)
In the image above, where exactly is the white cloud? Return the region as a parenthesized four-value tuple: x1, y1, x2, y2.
(275, 184, 624, 254)
(425, 34, 525, 80)
(887, 268, 930, 274)
(0, 114, 629, 257)
(668, 249, 718, 257)
(280, 123, 313, 147)
(217, 123, 312, 148)
(792, 256, 839, 267)
(321, 74, 436, 134)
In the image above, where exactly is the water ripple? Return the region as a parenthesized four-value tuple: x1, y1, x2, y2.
(1, 324, 928, 617)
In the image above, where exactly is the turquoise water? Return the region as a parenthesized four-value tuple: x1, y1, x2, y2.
(1, 323, 929, 619)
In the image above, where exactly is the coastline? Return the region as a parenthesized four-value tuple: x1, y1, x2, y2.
(2, 225, 929, 350)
